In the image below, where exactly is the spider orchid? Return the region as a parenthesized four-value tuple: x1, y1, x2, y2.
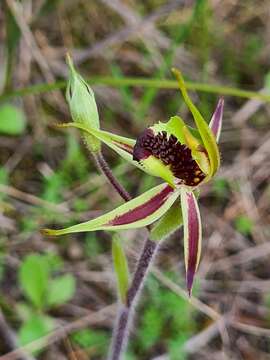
(43, 69, 224, 295)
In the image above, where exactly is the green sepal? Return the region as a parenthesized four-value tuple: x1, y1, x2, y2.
(112, 234, 130, 304)
(56, 122, 140, 167)
(150, 200, 182, 242)
(42, 183, 180, 236)
(172, 68, 220, 178)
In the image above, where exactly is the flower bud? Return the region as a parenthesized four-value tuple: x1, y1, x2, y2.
(66, 54, 101, 152)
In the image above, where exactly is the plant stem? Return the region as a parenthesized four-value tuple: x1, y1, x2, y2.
(109, 238, 158, 360)
(1, 76, 270, 102)
(93, 152, 157, 360)
(93, 152, 131, 202)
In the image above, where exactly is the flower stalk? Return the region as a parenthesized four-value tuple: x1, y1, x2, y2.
(109, 238, 158, 360)
(93, 152, 131, 202)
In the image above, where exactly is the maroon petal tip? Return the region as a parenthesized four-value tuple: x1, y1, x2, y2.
(186, 269, 195, 297)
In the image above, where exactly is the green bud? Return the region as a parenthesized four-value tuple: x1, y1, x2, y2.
(66, 54, 101, 152)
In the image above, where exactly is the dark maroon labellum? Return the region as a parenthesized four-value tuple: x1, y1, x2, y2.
(133, 129, 205, 186)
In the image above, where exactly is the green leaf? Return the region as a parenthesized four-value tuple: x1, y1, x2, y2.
(150, 200, 182, 242)
(138, 306, 163, 349)
(43, 183, 180, 236)
(212, 177, 230, 198)
(18, 314, 54, 353)
(16, 302, 33, 322)
(234, 215, 253, 236)
(172, 68, 220, 178)
(168, 335, 188, 360)
(47, 274, 76, 307)
(19, 254, 49, 309)
(112, 235, 129, 303)
(4, 8, 21, 90)
(71, 328, 108, 354)
(0, 104, 26, 135)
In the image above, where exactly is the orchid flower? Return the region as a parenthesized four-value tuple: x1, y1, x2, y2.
(43, 69, 224, 295)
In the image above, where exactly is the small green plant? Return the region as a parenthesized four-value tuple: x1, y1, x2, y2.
(42, 56, 223, 360)
(0, 104, 26, 135)
(234, 215, 254, 236)
(71, 328, 109, 357)
(212, 177, 230, 197)
(128, 274, 195, 359)
(17, 253, 76, 352)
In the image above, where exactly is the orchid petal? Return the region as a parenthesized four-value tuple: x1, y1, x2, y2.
(171, 68, 220, 178)
(180, 187, 202, 296)
(209, 98, 224, 143)
(43, 183, 180, 236)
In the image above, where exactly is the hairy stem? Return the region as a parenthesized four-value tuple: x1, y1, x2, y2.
(93, 152, 157, 360)
(93, 152, 131, 202)
(109, 239, 158, 360)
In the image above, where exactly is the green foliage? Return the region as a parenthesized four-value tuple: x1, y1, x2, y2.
(234, 215, 254, 236)
(0, 167, 9, 185)
(0, 167, 9, 202)
(19, 253, 76, 310)
(110, 64, 135, 115)
(0, 104, 26, 135)
(19, 254, 50, 310)
(131, 275, 195, 357)
(264, 72, 270, 91)
(17, 253, 76, 353)
(4, 8, 21, 90)
(84, 233, 103, 257)
(42, 172, 64, 204)
(138, 306, 163, 349)
(168, 334, 189, 360)
(18, 314, 54, 349)
(47, 274, 76, 307)
(242, 34, 263, 73)
(71, 328, 109, 356)
(212, 177, 230, 199)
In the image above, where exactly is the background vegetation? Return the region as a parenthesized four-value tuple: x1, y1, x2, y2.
(0, 0, 270, 359)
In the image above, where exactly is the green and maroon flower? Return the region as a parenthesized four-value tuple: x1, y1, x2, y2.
(43, 69, 224, 295)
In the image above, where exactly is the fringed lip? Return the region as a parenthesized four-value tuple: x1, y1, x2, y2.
(133, 128, 206, 186)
